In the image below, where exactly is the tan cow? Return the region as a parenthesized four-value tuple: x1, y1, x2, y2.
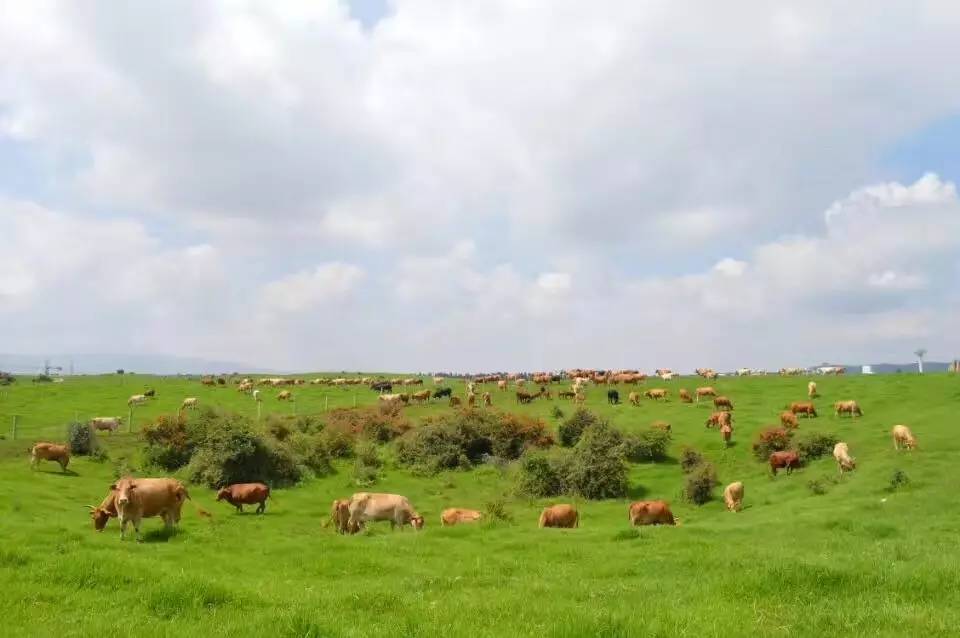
(497, 380, 508, 391)
(539, 504, 579, 528)
(327, 499, 362, 534)
(644, 389, 668, 400)
(892, 425, 917, 451)
(441, 508, 483, 526)
(30, 442, 70, 472)
(834, 400, 863, 418)
(467, 392, 476, 407)
(833, 442, 856, 476)
(180, 397, 199, 411)
(89, 417, 122, 434)
(277, 390, 293, 401)
(678, 388, 693, 403)
(720, 422, 733, 446)
(127, 394, 149, 407)
(695, 387, 717, 402)
(628, 392, 640, 406)
(808, 381, 819, 398)
(107, 477, 193, 541)
(482, 392, 492, 407)
(723, 482, 744, 512)
(433, 377, 444, 385)
(713, 396, 733, 410)
(628, 500, 675, 526)
(411, 390, 432, 404)
(347, 492, 424, 531)
(790, 402, 818, 417)
(780, 411, 799, 429)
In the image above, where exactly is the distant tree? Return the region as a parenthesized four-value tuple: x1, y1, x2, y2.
(116, 369, 125, 375)
(914, 348, 927, 374)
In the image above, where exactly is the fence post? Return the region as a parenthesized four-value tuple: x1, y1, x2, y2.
(257, 401, 262, 421)
(324, 395, 328, 412)
(128, 407, 133, 433)
(11, 415, 17, 440)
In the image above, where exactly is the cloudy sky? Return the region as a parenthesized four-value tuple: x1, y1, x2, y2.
(2, 1, 959, 372)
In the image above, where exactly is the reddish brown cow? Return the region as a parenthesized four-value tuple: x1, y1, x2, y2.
(769, 450, 801, 475)
(720, 422, 733, 446)
(30, 442, 70, 472)
(538, 504, 579, 528)
(628, 500, 675, 526)
(780, 411, 799, 429)
(713, 396, 734, 410)
(216, 482, 271, 514)
(678, 389, 693, 403)
(790, 402, 818, 417)
(327, 499, 363, 534)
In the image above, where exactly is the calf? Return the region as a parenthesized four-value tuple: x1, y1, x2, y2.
(628, 500, 675, 526)
(328, 499, 362, 534)
(539, 504, 579, 528)
(30, 442, 70, 472)
(720, 422, 733, 446)
(678, 388, 693, 403)
(769, 450, 801, 475)
(628, 391, 640, 406)
(216, 482, 270, 514)
(441, 508, 483, 526)
(723, 482, 744, 512)
(892, 425, 917, 451)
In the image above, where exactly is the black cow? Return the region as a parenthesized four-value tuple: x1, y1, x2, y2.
(433, 387, 453, 399)
(607, 389, 620, 405)
(370, 381, 392, 393)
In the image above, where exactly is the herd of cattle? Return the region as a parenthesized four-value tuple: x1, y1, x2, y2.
(22, 369, 925, 542)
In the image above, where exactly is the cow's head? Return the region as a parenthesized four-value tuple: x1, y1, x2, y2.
(112, 478, 137, 507)
(410, 515, 425, 530)
(215, 488, 229, 502)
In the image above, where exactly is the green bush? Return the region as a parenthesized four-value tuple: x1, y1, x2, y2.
(325, 405, 411, 443)
(684, 461, 718, 505)
(0, 372, 14, 386)
(752, 427, 793, 461)
(484, 499, 514, 523)
(888, 469, 910, 492)
(318, 426, 354, 459)
(515, 452, 568, 498)
(284, 432, 333, 477)
(66, 421, 98, 456)
(622, 428, 671, 462)
(807, 476, 836, 495)
(558, 409, 600, 447)
(141, 415, 194, 471)
(679, 447, 705, 473)
(550, 405, 565, 420)
(352, 442, 382, 486)
(565, 421, 628, 499)
(795, 432, 840, 462)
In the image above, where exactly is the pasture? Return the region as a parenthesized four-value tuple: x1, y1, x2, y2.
(1, 373, 959, 637)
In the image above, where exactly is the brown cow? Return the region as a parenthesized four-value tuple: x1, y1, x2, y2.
(695, 386, 717, 402)
(644, 389, 668, 400)
(277, 390, 293, 401)
(347, 492, 424, 531)
(539, 504, 579, 528)
(705, 411, 731, 429)
(713, 396, 733, 410)
(892, 425, 917, 451)
(411, 390, 432, 404)
(678, 389, 693, 403)
(628, 500, 675, 526)
(449, 396, 462, 407)
(30, 442, 70, 472)
(441, 508, 483, 526)
(327, 499, 362, 534)
(216, 482, 270, 514)
(834, 400, 863, 418)
(107, 477, 192, 541)
(89, 417, 122, 434)
(723, 482, 744, 512)
(720, 422, 733, 446)
(482, 392, 492, 407)
(790, 402, 818, 417)
(769, 451, 801, 475)
(780, 411, 799, 429)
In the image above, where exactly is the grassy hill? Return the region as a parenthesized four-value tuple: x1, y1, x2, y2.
(1, 373, 958, 636)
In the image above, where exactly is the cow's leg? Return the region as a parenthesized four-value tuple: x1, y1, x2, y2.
(236, 504, 243, 513)
(257, 501, 266, 514)
(120, 517, 128, 540)
(134, 518, 143, 542)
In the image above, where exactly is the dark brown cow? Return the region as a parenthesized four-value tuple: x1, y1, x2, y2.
(628, 500, 675, 526)
(216, 483, 271, 514)
(769, 450, 801, 475)
(538, 504, 579, 528)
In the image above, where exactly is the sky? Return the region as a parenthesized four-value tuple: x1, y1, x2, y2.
(1, 1, 959, 373)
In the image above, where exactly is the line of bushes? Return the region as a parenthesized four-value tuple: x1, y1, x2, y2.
(752, 426, 839, 464)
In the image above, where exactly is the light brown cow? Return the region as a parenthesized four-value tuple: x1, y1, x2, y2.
(834, 400, 863, 418)
(892, 425, 917, 451)
(127, 394, 149, 407)
(705, 411, 732, 429)
(327, 499, 362, 534)
(497, 380, 508, 391)
(277, 390, 293, 401)
(89, 417, 122, 434)
(628, 500, 675, 526)
(482, 392, 492, 407)
(723, 482, 744, 512)
(441, 508, 483, 526)
(216, 483, 270, 514)
(644, 389, 668, 400)
(678, 388, 693, 403)
(833, 442, 856, 477)
(628, 391, 641, 406)
(347, 492, 424, 531)
(180, 397, 199, 411)
(720, 422, 733, 446)
(695, 386, 717, 402)
(539, 504, 579, 528)
(713, 396, 734, 410)
(30, 442, 70, 472)
(790, 402, 818, 417)
(108, 477, 192, 541)
(449, 396, 462, 407)
(808, 381, 818, 398)
(411, 390, 432, 404)
(780, 411, 799, 429)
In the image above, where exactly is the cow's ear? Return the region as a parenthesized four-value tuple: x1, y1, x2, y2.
(109, 483, 117, 490)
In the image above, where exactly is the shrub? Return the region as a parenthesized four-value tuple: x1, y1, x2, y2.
(318, 426, 354, 459)
(484, 499, 514, 523)
(565, 421, 628, 499)
(325, 406, 411, 443)
(888, 469, 910, 492)
(66, 421, 98, 456)
(352, 442, 382, 487)
(266, 419, 293, 442)
(752, 427, 792, 461)
(807, 476, 835, 495)
(0, 372, 14, 386)
(679, 447, 705, 473)
(515, 452, 568, 498)
(141, 415, 194, 471)
(284, 432, 333, 477)
(89, 447, 110, 463)
(488, 412, 554, 458)
(795, 432, 840, 462)
(622, 428, 671, 463)
(550, 405, 565, 420)
(684, 461, 718, 505)
(558, 409, 601, 447)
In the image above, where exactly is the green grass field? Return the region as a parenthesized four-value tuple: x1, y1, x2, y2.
(1, 373, 958, 637)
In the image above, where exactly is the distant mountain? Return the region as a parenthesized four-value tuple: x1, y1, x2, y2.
(0, 353, 273, 375)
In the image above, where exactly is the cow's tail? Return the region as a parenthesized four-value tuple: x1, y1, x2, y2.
(181, 487, 212, 518)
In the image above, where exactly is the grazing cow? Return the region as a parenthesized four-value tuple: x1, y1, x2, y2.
(108, 477, 192, 541)
(644, 389, 668, 400)
(433, 377, 444, 385)
(441, 508, 483, 526)
(328, 499, 362, 534)
(628, 392, 640, 406)
(237, 381, 254, 393)
(808, 381, 818, 398)
(607, 389, 620, 405)
(769, 450, 801, 475)
(695, 387, 717, 402)
(89, 417, 122, 434)
(482, 392, 492, 407)
(411, 390, 432, 404)
(433, 387, 453, 400)
(723, 482, 744, 512)
(201, 376, 216, 386)
(180, 397, 199, 411)
(216, 482, 270, 514)
(538, 504, 579, 528)
(834, 400, 863, 418)
(347, 492, 424, 531)
(628, 500, 675, 526)
(790, 402, 818, 417)
(127, 394, 148, 407)
(713, 396, 734, 411)
(449, 396, 462, 407)
(720, 422, 733, 446)
(558, 390, 575, 400)
(370, 381, 393, 393)
(379, 393, 402, 404)
(515, 379, 526, 388)
(833, 442, 856, 477)
(678, 388, 693, 403)
(88, 490, 119, 531)
(252, 390, 261, 402)
(892, 425, 917, 451)
(780, 411, 799, 429)
(30, 442, 70, 472)
(651, 420, 672, 432)
(705, 412, 725, 428)
(497, 380, 508, 391)
(516, 391, 536, 405)
(277, 390, 293, 401)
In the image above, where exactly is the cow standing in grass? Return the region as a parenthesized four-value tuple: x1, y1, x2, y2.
(30, 443, 70, 472)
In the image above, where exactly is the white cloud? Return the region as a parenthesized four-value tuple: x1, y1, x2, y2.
(261, 262, 365, 313)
